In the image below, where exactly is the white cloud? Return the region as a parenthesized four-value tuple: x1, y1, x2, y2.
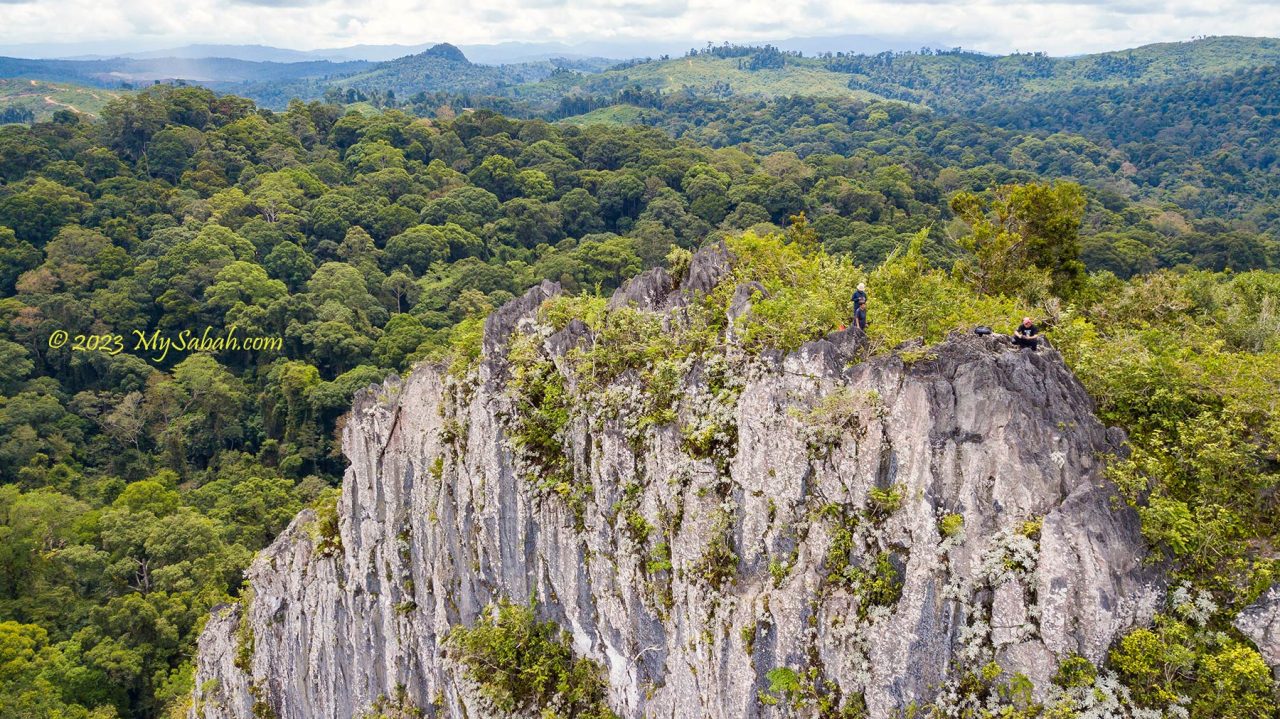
(0, 0, 1277, 55)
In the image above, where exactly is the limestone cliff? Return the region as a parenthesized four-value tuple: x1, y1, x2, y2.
(191, 251, 1164, 718)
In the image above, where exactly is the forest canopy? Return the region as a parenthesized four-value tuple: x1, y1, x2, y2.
(0, 83, 1277, 718)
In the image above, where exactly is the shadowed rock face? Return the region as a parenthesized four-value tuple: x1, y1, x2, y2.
(191, 255, 1162, 719)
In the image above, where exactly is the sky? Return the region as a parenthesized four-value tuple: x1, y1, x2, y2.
(0, 0, 1277, 56)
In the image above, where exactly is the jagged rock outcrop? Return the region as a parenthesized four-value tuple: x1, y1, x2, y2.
(191, 251, 1163, 719)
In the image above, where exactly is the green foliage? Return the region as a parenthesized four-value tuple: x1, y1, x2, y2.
(938, 513, 964, 539)
(566, 306, 688, 391)
(822, 505, 904, 617)
(864, 230, 1031, 349)
(722, 230, 861, 353)
(1193, 642, 1276, 719)
(768, 558, 790, 586)
(645, 542, 672, 575)
(442, 315, 485, 378)
(0, 620, 119, 719)
(1051, 655, 1096, 690)
(765, 666, 802, 701)
(788, 383, 870, 455)
(867, 484, 905, 520)
(310, 488, 343, 557)
(506, 332, 581, 519)
(936, 662, 1038, 718)
(1110, 600, 1277, 718)
(847, 552, 904, 612)
(0, 65, 1278, 719)
(359, 686, 424, 719)
(759, 663, 866, 717)
(233, 609, 254, 675)
(739, 621, 758, 656)
(446, 600, 617, 719)
(951, 182, 1086, 300)
(1055, 270, 1280, 599)
(616, 483, 652, 545)
(0, 78, 125, 124)
(541, 293, 607, 333)
(1018, 517, 1043, 541)
(691, 506, 738, 590)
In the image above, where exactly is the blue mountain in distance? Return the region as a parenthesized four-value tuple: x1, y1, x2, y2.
(0, 33, 945, 65)
(7, 34, 1276, 124)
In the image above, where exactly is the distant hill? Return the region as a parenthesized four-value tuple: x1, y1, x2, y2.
(0, 55, 373, 87)
(826, 35, 1280, 110)
(0, 78, 126, 122)
(527, 38, 1280, 233)
(421, 43, 468, 63)
(420, 35, 1280, 116)
(0, 33, 943, 65)
(0, 44, 598, 109)
(969, 64, 1280, 225)
(520, 51, 883, 108)
(320, 43, 565, 99)
(3, 35, 1277, 128)
(98, 44, 320, 63)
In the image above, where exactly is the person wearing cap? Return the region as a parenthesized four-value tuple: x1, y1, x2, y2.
(1012, 317, 1039, 350)
(849, 282, 868, 332)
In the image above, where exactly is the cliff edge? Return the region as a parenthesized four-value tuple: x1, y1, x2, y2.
(191, 249, 1162, 718)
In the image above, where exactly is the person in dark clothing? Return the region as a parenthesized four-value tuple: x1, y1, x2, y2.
(1012, 317, 1039, 350)
(854, 300, 868, 332)
(849, 282, 868, 332)
(852, 283, 867, 310)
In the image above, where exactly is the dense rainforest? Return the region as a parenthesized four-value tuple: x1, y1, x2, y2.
(0, 80, 1277, 718)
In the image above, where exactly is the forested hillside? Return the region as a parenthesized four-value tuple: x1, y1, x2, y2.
(504, 48, 877, 110)
(970, 64, 1280, 227)
(0, 79, 125, 123)
(540, 92, 1280, 257)
(828, 36, 1280, 109)
(343, 37, 1280, 240)
(222, 44, 604, 113)
(7, 36, 1279, 113)
(0, 69, 1277, 719)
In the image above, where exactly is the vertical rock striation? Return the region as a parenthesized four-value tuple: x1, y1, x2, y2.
(191, 255, 1163, 718)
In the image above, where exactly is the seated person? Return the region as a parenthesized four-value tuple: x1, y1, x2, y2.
(1012, 317, 1039, 350)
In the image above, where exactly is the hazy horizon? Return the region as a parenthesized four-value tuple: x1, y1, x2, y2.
(2, 0, 1279, 59)
(3, 33, 1278, 65)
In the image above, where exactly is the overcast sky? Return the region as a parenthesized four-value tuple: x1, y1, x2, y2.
(1, 0, 1277, 56)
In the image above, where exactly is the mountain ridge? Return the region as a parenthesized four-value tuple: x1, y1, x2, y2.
(4, 35, 1277, 110)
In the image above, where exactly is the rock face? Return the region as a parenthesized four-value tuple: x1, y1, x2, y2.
(191, 256, 1162, 719)
(1235, 584, 1280, 680)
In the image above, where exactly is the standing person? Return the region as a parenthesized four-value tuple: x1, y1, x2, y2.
(852, 283, 867, 310)
(1012, 317, 1039, 350)
(850, 283, 868, 332)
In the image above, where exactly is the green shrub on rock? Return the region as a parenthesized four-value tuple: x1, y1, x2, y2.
(447, 600, 617, 719)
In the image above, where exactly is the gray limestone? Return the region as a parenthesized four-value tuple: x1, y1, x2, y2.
(191, 252, 1166, 718)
